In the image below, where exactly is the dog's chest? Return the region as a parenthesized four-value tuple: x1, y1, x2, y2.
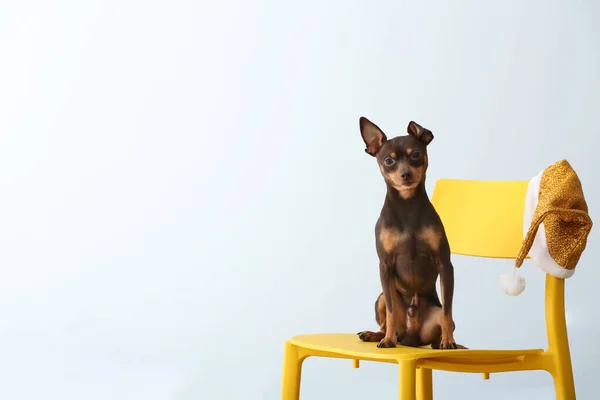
(378, 226, 441, 291)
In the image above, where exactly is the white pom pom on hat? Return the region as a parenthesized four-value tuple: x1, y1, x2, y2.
(499, 268, 526, 296)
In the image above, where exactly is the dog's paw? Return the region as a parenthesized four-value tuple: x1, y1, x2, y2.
(357, 331, 385, 342)
(377, 337, 396, 348)
(438, 338, 462, 350)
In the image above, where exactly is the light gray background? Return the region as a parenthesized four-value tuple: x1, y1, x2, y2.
(1, 0, 598, 399)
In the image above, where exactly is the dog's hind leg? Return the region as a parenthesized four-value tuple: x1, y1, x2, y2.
(419, 305, 442, 347)
(357, 293, 386, 342)
(419, 305, 467, 349)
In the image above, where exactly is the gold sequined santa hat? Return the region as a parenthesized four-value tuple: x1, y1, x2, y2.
(499, 160, 593, 296)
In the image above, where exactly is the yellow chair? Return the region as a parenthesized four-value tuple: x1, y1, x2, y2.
(280, 179, 576, 399)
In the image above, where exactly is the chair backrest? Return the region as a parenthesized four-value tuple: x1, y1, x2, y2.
(431, 179, 529, 259)
(430, 178, 568, 354)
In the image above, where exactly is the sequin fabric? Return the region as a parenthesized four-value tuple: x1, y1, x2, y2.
(516, 160, 592, 271)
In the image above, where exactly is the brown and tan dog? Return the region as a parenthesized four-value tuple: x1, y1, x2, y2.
(356, 117, 465, 349)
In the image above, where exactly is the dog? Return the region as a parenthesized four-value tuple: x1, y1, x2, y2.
(356, 117, 465, 349)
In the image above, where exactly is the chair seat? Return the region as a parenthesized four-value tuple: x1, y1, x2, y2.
(291, 333, 544, 365)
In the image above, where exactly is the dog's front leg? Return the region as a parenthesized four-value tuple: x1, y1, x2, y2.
(438, 250, 460, 349)
(377, 261, 405, 348)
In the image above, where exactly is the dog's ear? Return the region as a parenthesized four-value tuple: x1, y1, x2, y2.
(407, 121, 434, 145)
(360, 117, 387, 156)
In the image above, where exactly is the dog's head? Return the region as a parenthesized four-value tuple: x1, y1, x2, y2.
(359, 117, 434, 199)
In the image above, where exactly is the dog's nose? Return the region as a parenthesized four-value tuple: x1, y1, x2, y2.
(400, 170, 412, 180)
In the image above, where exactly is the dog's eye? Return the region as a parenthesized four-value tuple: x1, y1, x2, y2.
(383, 157, 395, 166)
(410, 151, 421, 160)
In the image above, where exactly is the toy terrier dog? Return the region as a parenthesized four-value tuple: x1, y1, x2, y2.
(356, 117, 465, 349)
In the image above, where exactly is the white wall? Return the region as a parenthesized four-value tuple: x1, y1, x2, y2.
(1, 0, 599, 399)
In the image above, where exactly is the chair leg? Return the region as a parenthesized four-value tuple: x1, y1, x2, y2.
(398, 359, 417, 400)
(281, 341, 305, 400)
(552, 364, 576, 400)
(416, 367, 433, 400)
